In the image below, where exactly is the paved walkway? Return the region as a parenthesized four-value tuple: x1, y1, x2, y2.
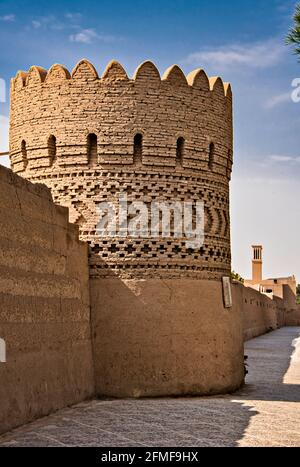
(0, 327, 299, 447)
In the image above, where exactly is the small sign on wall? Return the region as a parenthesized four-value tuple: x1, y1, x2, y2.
(0, 338, 6, 362)
(222, 277, 232, 308)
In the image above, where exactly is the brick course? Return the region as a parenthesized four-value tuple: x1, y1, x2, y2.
(10, 60, 233, 280)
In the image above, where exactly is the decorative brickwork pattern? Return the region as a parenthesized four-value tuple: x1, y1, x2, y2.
(9, 60, 233, 279)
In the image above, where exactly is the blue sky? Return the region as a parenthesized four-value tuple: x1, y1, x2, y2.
(0, 0, 299, 281)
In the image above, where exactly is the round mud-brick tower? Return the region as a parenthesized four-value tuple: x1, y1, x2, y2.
(9, 59, 244, 397)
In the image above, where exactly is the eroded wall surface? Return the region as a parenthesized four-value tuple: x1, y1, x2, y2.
(282, 285, 300, 326)
(0, 165, 94, 434)
(233, 283, 286, 341)
(91, 278, 244, 398)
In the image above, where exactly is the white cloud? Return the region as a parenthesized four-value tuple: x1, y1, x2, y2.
(28, 15, 66, 31)
(0, 14, 15, 22)
(65, 13, 82, 21)
(69, 28, 116, 44)
(270, 155, 293, 162)
(70, 28, 97, 44)
(27, 15, 52, 30)
(185, 39, 285, 70)
(26, 14, 118, 42)
(264, 92, 292, 109)
(32, 20, 42, 29)
(269, 155, 300, 162)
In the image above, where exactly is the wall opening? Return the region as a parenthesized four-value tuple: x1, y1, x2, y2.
(133, 133, 143, 164)
(21, 140, 28, 171)
(176, 137, 185, 166)
(48, 135, 57, 167)
(87, 133, 98, 166)
(208, 142, 215, 170)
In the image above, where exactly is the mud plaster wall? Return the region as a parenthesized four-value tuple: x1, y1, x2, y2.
(0, 164, 94, 435)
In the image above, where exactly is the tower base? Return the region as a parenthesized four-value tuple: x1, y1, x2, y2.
(90, 278, 244, 398)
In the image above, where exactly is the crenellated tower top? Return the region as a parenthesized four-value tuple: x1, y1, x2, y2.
(10, 59, 232, 176)
(9, 59, 233, 280)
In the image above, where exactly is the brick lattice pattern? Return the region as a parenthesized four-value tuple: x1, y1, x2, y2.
(9, 60, 233, 279)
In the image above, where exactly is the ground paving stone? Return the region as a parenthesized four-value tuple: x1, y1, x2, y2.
(0, 327, 299, 447)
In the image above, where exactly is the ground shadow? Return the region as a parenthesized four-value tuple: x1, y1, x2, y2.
(0, 266, 299, 447)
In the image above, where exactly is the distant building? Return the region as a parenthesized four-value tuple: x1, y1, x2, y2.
(244, 245, 297, 298)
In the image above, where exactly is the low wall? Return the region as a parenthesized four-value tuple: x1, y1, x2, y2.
(233, 282, 287, 341)
(283, 285, 300, 326)
(0, 165, 94, 434)
(285, 308, 300, 326)
(90, 278, 245, 398)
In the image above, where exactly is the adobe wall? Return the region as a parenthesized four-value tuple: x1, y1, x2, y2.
(0, 165, 94, 435)
(285, 307, 300, 326)
(233, 283, 286, 341)
(282, 285, 300, 326)
(91, 278, 244, 397)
